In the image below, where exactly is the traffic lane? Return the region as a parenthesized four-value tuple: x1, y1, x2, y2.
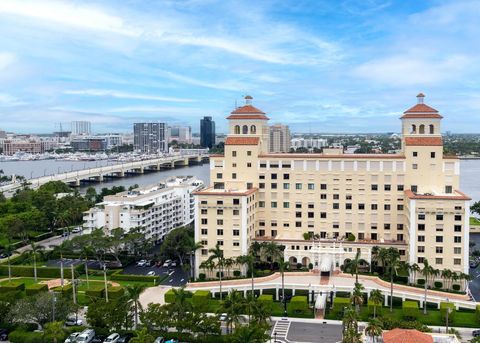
(122, 262, 189, 286)
(287, 322, 342, 343)
(468, 266, 480, 301)
(160, 267, 189, 286)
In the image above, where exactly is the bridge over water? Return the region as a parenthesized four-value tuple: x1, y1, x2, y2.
(0, 154, 209, 194)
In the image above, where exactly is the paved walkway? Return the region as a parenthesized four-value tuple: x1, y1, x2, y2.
(139, 285, 170, 308)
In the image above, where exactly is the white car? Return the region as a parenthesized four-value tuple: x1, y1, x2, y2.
(137, 260, 147, 267)
(72, 227, 82, 233)
(75, 329, 95, 342)
(65, 317, 83, 326)
(147, 271, 156, 276)
(65, 332, 80, 343)
(162, 259, 172, 267)
(171, 261, 177, 267)
(219, 313, 228, 321)
(103, 333, 120, 343)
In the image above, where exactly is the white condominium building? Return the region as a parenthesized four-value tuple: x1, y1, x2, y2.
(83, 176, 203, 242)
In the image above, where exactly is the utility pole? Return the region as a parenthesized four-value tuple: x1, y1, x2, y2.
(103, 263, 109, 302)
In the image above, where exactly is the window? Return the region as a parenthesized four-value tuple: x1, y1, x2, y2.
(358, 203, 365, 210)
(217, 209, 223, 215)
(346, 203, 352, 210)
(454, 215, 462, 221)
(271, 173, 277, 180)
(333, 194, 339, 200)
(397, 204, 404, 211)
(201, 209, 208, 214)
(418, 235, 425, 242)
(308, 183, 315, 190)
(217, 219, 223, 225)
(217, 240, 224, 246)
(454, 247, 461, 254)
(283, 173, 290, 179)
(333, 203, 339, 210)
(283, 183, 290, 190)
(418, 224, 425, 231)
(384, 224, 391, 230)
(411, 185, 418, 193)
(271, 183, 277, 189)
(233, 229, 240, 236)
(233, 210, 239, 215)
(320, 184, 327, 190)
(283, 202, 290, 208)
(216, 173, 223, 179)
(412, 164, 418, 169)
(295, 183, 302, 190)
(435, 258, 443, 265)
(454, 225, 462, 232)
(418, 214, 425, 220)
(320, 212, 327, 218)
(436, 247, 443, 254)
(445, 186, 452, 194)
(397, 224, 404, 230)
(259, 201, 265, 208)
(384, 184, 391, 191)
(201, 218, 208, 225)
(397, 234, 404, 241)
(242, 125, 248, 134)
(234, 125, 240, 134)
(295, 222, 302, 228)
(259, 183, 265, 189)
(247, 162, 252, 167)
(201, 229, 208, 235)
(371, 184, 378, 191)
(233, 199, 240, 205)
(436, 236, 443, 242)
(232, 151, 237, 157)
(436, 214, 443, 221)
(295, 203, 302, 209)
(413, 151, 418, 157)
(371, 233, 378, 240)
(418, 257, 424, 263)
(308, 212, 314, 218)
(371, 204, 378, 210)
(201, 200, 207, 205)
(295, 211, 302, 218)
(271, 202, 277, 208)
(384, 204, 391, 211)
(418, 246, 425, 253)
(397, 185, 404, 191)
(233, 242, 240, 247)
(454, 236, 462, 243)
(320, 194, 327, 199)
(454, 258, 461, 265)
(217, 229, 223, 235)
(201, 249, 208, 256)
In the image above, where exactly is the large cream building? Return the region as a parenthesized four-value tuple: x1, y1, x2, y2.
(194, 94, 470, 283)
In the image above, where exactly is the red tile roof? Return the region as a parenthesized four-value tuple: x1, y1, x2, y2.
(227, 105, 270, 120)
(404, 137, 443, 146)
(383, 329, 433, 343)
(401, 103, 443, 119)
(225, 136, 260, 145)
(227, 114, 270, 120)
(231, 104, 265, 114)
(405, 189, 471, 200)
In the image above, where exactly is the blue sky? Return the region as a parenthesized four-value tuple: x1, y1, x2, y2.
(1, 0, 480, 134)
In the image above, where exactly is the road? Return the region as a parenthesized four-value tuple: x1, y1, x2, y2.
(270, 318, 342, 343)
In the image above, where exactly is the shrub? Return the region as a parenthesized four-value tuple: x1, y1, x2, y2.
(165, 289, 175, 303)
(452, 284, 461, 291)
(51, 284, 73, 297)
(296, 263, 302, 270)
(476, 305, 480, 323)
(402, 301, 419, 320)
(417, 279, 425, 285)
(347, 233, 356, 241)
(25, 283, 48, 296)
(289, 296, 308, 313)
(0, 281, 25, 293)
(8, 330, 45, 343)
(257, 294, 273, 313)
(233, 270, 241, 277)
(107, 286, 124, 299)
(192, 290, 211, 310)
(85, 285, 105, 299)
(308, 263, 313, 270)
(434, 281, 443, 289)
(332, 297, 351, 315)
(198, 273, 206, 281)
(367, 298, 383, 316)
(440, 302, 456, 323)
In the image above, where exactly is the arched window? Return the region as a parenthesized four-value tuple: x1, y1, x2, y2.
(242, 125, 248, 134)
(429, 124, 434, 134)
(419, 124, 425, 134)
(411, 124, 416, 134)
(234, 125, 240, 134)
(250, 125, 256, 134)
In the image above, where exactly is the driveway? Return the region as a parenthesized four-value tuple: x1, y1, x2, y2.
(122, 262, 189, 287)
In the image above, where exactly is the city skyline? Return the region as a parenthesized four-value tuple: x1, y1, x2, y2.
(1, 1, 480, 134)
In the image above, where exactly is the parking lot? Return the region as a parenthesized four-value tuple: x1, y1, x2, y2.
(122, 261, 189, 286)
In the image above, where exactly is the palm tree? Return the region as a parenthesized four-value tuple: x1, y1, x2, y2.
(410, 263, 420, 284)
(249, 297, 271, 325)
(385, 247, 401, 312)
(344, 250, 368, 284)
(4, 243, 18, 282)
(126, 284, 146, 329)
(218, 289, 246, 333)
(236, 254, 255, 295)
(460, 272, 471, 291)
(28, 241, 44, 282)
(261, 240, 282, 270)
(351, 282, 364, 313)
(208, 244, 225, 300)
(188, 240, 203, 280)
(374, 247, 389, 276)
(130, 327, 154, 343)
(44, 321, 65, 343)
(278, 257, 289, 316)
(167, 287, 192, 333)
(451, 271, 459, 291)
(420, 259, 434, 315)
(342, 307, 359, 336)
(369, 289, 383, 318)
(365, 319, 383, 343)
(80, 246, 93, 289)
(230, 323, 270, 343)
(224, 257, 235, 278)
(441, 269, 452, 290)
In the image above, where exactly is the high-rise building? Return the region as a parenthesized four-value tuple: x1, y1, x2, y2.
(200, 116, 215, 148)
(71, 121, 92, 136)
(133, 122, 168, 154)
(269, 123, 291, 153)
(193, 94, 470, 289)
(168, 125, 192, 144)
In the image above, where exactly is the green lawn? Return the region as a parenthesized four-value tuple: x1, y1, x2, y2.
(470, 217, 480, 226)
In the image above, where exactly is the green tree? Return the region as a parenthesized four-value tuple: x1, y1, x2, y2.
(191, 312, 221, 337)
(208, 244, 225, 300)
(26, 241, 44, 282)
(369, 289, 383, 318)
(385, 247, 401, 312)
(342, 308, 359, 342)
(261, 241, 283, 270)
(125, 284, 146, 329)
(420, 259, 434, 315)
(471, 201, 480, 216)
(140, 303, 171, 333)
(365, 319, 383, 343)
(44, 321, 66, 343)
(217, 289, 246, 334)
(229, 323, 270, 343)
(344, 250, 368, 284)
(160, 226, 195, 266)
(350, 283, 364, 313)
(130, 327, 154, 343)
(166, 287, 192, 333)
(278, 257, 290, 316)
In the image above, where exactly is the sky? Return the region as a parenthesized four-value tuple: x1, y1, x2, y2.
(1, 0, 480, 134)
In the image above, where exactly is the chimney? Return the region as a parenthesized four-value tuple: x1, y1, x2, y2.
(416, 93, 425, 104)
(245, 95, 253, 105)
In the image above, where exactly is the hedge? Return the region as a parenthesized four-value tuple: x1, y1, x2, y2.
(0, 264, 83, 278)
(192, 290, 211, 310)
(440, 302, 456, 323)
(367, 298, 383, 316)
(110, 270, 160, 283)
(402, 301, 419, 319)
(434, 281, 443, 289)
(290, 296, 308, 313)
(165, 289, 175, 303)
(51, 284, 73, 297)
(257, 294, 273, 313)
(0, 281, 25, 293)
(85, 285, 105, 298)
(8, 330, 45, 343)
(107, 286, 124, 299)
(25, 283, 49, 296)
(476, 305, 480, 323)
(198, 273, 206, 281)
(333, 297, 351, 315)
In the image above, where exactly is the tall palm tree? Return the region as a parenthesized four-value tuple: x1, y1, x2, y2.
(342, 307, 359, 336)
(365, 319, 383, 343)
(460, 272, 472, 291)
(278, 257, 289, 316)
(441, 269, 452, 290)
(410, 263, 420, 285)
(28, 241, 44, 282)
(80, 246, 93, 289)
(344, 250, 368, 284)
(208, 244, 225, 300)
(374, 247, 389, 275)
(385, 247, 401, 312)
(4, 243, 18, 283)
(126, 284, 146, 329)
(217, 289, 246, 333)
(224, 257, 235, 278)
(167, 287, 192, 333)
(188, 240, 203, 280)
(369, 289, 383, 319)
(236, 254, 255, 295)
(451, 271, 459, 291)
(249, 297, 271, 325)
(351, 282, 364, 313)
(44, 321, 65, 343)
(261, 240, 282, 270)
(420, 259, 434, 315)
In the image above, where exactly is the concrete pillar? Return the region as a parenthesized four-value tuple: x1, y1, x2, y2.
(120, 170, 125, 177)
(420, 300, 424, 308)
(171, 162, 175, 168)
(292, 288, 296, 296)
(243, 290, 247, 298)
(99, 174, 104, 182)
(384, 294, 389, 306)
(402, 295, 406, 302)
(308, 288, 312, 302)
(437, 302, 441, 309)
(259, 289, 263, 295)
(275, 286, 279, 301)
(140, 166, 144, 174)
(367, 291, 371, 299)
(75, 178, 80, 187)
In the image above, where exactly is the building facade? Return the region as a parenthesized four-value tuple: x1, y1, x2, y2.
(71, 121, 92, 136)
(133, 122, 168, 154)
(291, 137, 328, 151)
(2, 139, 56, 155)
(71, 137, 107, 151)
(168, 126, 192, 144)
(84, 176, 203, 242)
(269, 123, 291, 153)
(200, 116, 215, 148)
(194, 94, 470, 285)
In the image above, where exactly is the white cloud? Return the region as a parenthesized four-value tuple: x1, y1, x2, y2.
(0, 52, 15, 70)
(63, 89, 195, 103)
(107, 105, 207, 115)
(0, 93, 23, 106)
(155, 70, 248, 91)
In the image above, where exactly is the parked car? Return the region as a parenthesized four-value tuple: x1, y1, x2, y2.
(62, 231, 70, 237)
(0, 252, 12, 259)
(103, 333, 120, 343)
(154, 337, 165, 343)
(165, 340, 178, 343)
(171, 261, 177, 267)
(0, 329, 8, 341)
(117, 333, 134, 343)
(75, 329, 95, 343)
(219, 313, 228, 321)
(162, 259, 172, 267)
(65, 317, 83, 326)
(65, 332, 80, 343)
(147, 271, 156, 276)
(72, 227, 82, 233)
(91, 335, 107, 343)
(473, 329, 480, 337)
(470, 260, 479, 269)
(137, 260, 147, 267)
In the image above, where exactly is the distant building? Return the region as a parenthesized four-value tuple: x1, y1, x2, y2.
(0, 129, 6, 139)
(291, 137, 328, 150)
(200, 116, 215, 148)
(71, 137, 107, 151)
(99, 133, 123, 149)
(2, 139, 56, 155)
(83, 176, 203, 242)
(269, 123, 291, 153)
(133, 123, 168, 154)
(71, 121, 92, 136)
(168, 125, 192, 144)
